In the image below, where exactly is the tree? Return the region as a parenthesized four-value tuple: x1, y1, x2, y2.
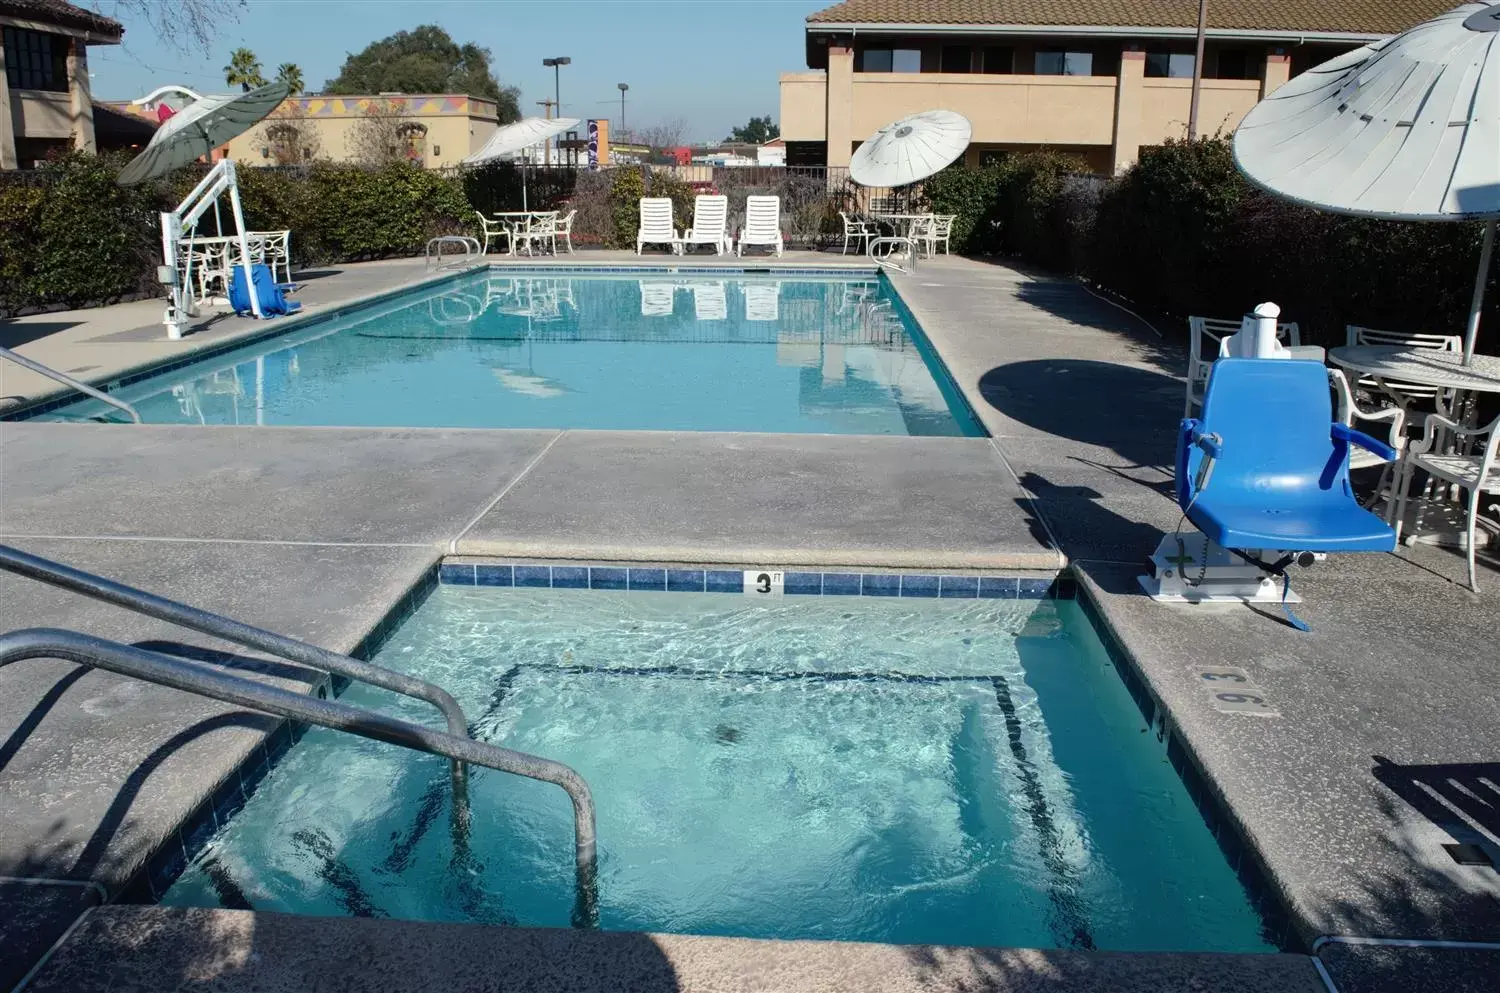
(116, 0, 244, 53)
(223, 47, 266, 91)
(323, 25, 520, 122)
(639, 118, 688, 151)
(345, 99, 427, 167)
(727, 115, 779, 144)
(276, 63, 304, 95)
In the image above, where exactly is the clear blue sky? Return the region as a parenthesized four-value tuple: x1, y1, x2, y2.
(89, 0, 821, 141)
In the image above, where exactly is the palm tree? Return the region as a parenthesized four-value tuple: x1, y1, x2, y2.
(276, 63, 304, 95)
(224, 48, 266, 92)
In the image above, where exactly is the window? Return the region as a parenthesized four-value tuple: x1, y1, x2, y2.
(3, 26, 70, 92)
(981, 46, 1014, 74)
(859, 47, 921, 73)
(1145, 51, 1196, 78)
(941, 45, 970, 73)
(1034, 50, 1094, 76)
(1215, 49, 1253, 80)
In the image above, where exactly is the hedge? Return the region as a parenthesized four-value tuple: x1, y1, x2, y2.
(920, 138, 1497, 350)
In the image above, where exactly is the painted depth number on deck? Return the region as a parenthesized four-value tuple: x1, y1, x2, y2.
(744, 570, 785, 596)
(1193, 665, 1280, 717)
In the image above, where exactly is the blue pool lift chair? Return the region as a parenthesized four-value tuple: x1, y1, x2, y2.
(1140, 358, 1398, 611)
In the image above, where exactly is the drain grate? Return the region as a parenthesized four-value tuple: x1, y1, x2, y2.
(1443, 843, 1494, 866)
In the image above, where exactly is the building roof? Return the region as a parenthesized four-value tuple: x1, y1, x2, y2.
(0, 0, 124, 39)
(806, 0, 1452, 37)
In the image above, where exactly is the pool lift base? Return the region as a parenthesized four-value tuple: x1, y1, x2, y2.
(1139, 532, 1318, 604)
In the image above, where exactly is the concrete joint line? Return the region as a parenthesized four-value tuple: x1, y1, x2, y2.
(449, 430, 568, 554)
(0, 534, 429, 549)
(986, 438, 1068, 568)
(10, 905, 97, 993)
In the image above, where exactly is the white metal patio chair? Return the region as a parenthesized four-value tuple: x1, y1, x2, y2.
(1394, 409, 1500, 591)
(737, 195, 783, 257)
(839, 211, 875, 255)
(1330, 368, 1407, 522)
(1345, 325, 1461, 411)
(637, 198, 680, 255)
(516, 212, 559, 256)
(924, 215, 955, 255)
(683, 195, 731, 255)
(474, 211, 513, 255)
(554, 209, 576, 254)
(1185, 316, 1301, 415)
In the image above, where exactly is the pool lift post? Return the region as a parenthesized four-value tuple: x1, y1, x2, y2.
(159, 157, 263, 339)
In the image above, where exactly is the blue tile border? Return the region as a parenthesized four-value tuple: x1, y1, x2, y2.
(437, 562, 1076, 600)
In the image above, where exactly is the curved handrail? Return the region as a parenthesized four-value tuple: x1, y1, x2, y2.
(426, 236, 482, 270)
(0, 627, 599, 928)
(867, 235, 918, 274)
(0, 544, 476, 826)
(0, 347, 141, 423)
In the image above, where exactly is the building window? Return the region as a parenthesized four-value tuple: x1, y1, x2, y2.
(859, 47, 921, 73)
(941, 45, 970, 73)
(1035, 50, 1094, 76)
(981, 46, 1014, 74)
(1145, 51, 1197, 78)
(3, 26, 70, 92)
(1215, 49, 1253, 79)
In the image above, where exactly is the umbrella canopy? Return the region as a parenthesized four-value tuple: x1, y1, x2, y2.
(849, 110, 972, 188)
(1233, 2, 1500, 361)
(118, 82, 290, 186)
(465, 116, 581, 165)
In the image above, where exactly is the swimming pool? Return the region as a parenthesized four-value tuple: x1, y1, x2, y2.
(162, 578, 1275, 952)
(29, 270, 983, 436)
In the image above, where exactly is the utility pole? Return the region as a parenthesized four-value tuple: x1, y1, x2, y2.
(1187, 0, 1208, 140)
(537, 98, 556, 165)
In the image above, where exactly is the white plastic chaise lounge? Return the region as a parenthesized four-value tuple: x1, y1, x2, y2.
(737, 196, 783, 257)
(683, 195, 731, 255)
(637, 197, 680, 255)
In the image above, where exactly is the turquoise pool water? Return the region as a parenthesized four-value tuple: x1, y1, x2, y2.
(34, 272, 983, 436)
(163, 586, 1274, 952)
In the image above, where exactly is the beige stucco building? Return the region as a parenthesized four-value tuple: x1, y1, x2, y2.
(1, 0, 122, 169)
(222, 94, 501, 171)
(781, 0, 1450, 174)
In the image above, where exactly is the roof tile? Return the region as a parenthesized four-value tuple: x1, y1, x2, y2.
(0, 0, 124, 37)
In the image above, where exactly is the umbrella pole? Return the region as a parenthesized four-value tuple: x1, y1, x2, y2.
(1464, 218, 1496, 365)
(523, 161, 529, 212)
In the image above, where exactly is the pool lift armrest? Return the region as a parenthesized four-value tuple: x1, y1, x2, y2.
(1332, 422, 1397, 463)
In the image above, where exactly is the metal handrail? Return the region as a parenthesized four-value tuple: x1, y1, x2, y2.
(0, 346, 141, 423)
(0, 627, 599, 928)
(0, 543, 473, 805)
(867, 235, 918, 274)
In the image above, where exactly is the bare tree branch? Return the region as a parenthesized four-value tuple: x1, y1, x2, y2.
(107, 0, 246, 54)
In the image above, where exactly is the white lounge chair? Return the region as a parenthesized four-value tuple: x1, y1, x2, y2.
(744, 282, 780, 322)
(694, 281, 727, 321)
(683, 195, 731, 255)
(640, 280, 676, 317)
(1185, 315, 1301, 415)
(737, 195, 783, 257)
(474, 211, 512, 256)
(637, 198, 680, 255)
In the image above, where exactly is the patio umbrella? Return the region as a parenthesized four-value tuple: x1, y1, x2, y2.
(849, 110, 972, 188)
(464, 116, 581, 211)
(118, 82, 290, 185)
(1233, 2, 1500, 363)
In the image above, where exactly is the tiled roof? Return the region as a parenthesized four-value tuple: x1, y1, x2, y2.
(806, 0, 1453, 36)
(0, 0, 124, 37)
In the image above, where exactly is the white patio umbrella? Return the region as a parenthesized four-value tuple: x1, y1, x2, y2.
(118, 81, 290, 186)
(849, 110, 972, 188)
(1233, 2, 1500, 363)
(464, 116, 581, 210)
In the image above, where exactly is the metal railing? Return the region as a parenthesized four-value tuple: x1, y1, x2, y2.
(867, 236, 919, 274)
(0, 346, 141, 423)
(0, 627, 599, 928)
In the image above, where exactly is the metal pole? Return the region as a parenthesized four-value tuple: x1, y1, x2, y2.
(1464, 217, 1496, 364)
(1188, 0, 1209, 140)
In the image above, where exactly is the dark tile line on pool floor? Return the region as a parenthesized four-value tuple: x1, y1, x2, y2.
(119, 560, 1294, 955)
(438, 563, 1076, 600)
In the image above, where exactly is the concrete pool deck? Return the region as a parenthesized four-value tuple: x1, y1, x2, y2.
(2, 252, 1497, 991)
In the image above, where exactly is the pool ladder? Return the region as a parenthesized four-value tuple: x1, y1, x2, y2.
(0, 544, 599, 928)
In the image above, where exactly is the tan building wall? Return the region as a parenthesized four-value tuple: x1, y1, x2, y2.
(223, 94, 499, 169)
(1, 9, 118, 168)
(781, 41, 1345, 174)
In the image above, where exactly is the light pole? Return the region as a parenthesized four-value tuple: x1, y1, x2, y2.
(542, 56, 571, 166)
(617, 82, 628, 139)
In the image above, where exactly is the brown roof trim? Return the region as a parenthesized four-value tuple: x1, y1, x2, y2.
(0, 0, 124, 40)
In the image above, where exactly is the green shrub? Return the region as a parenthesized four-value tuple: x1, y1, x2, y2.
(607, 167, 646, 249)
(920, 165, 1005, 253)
(645, 170, 696, 232)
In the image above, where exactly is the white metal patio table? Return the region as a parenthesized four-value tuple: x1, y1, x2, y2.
(486, 211, 558, 256)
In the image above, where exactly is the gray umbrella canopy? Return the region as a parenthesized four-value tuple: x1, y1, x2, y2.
(118, 82, 290, 186)
(1233, 2, 1500, 360)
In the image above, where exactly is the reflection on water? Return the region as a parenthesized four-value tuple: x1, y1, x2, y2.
(41, 274, 983, 436)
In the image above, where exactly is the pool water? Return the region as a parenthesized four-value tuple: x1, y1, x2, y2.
(36, 272, 983, 436)
(163, 586, 1274, 952)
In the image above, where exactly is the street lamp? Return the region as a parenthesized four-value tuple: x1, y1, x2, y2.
(617, 82, 628, 138)
(542, 56, 571, 166)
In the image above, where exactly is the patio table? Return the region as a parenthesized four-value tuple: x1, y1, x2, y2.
(486, 211, 558, 256)
(178, 230, 293, 301)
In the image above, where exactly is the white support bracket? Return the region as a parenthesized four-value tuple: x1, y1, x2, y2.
(159, 158, 261, 339)
(1139, 533, 1305, 604)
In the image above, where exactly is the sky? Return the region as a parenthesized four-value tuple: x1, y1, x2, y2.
(89, 0, 821, 141)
